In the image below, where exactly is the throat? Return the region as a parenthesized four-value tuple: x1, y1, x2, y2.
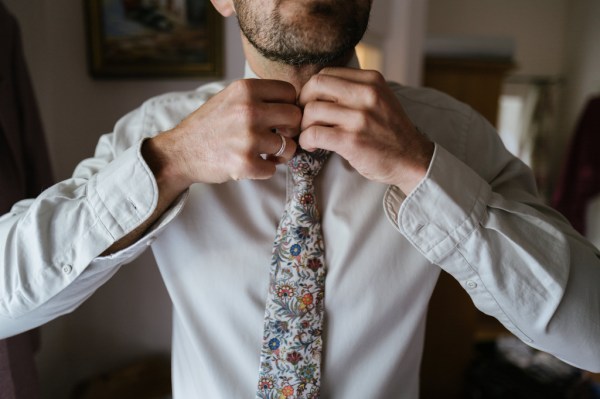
(244, 36, 354, 92)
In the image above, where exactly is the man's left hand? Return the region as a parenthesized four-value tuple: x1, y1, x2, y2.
(298, 68, 434, 194)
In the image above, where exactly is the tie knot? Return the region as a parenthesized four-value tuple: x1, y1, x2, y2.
(288, 149, 330, 184)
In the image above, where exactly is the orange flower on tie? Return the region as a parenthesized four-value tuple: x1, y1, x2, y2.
(301, 293, 314, 306)
(282, 385, 294, 397)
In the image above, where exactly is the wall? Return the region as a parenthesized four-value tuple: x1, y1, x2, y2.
(365, 0, 428, 85)
(2, 1, 424, 398)
(427, 0, 568, 77)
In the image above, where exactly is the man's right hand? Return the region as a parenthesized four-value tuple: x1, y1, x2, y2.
(143, 79, 301, 195)
(101, 79, 300, 255)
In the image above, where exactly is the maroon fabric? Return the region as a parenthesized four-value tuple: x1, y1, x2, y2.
(552, 96, 600, 234)
(0, 2, 53, 211)
(0, 2, 54, 398)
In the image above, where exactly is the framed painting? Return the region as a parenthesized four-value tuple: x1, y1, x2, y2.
(85, 0, 223, 78)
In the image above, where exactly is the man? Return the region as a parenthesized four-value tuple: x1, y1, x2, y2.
(1, 0, 599, 398)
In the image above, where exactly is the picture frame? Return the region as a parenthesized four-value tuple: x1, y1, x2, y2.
(85, 0, 223, 78)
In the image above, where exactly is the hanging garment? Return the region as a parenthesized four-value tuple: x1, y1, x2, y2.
(0, 3, 54, 398)
(552, 96, 600, 235)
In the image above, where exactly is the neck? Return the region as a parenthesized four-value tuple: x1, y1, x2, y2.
(241, 35, 353, 94)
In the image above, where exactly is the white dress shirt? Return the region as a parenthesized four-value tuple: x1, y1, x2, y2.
(1, 63, 599, 398)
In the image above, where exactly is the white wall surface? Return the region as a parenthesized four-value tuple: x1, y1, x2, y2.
(2, 1, 423, 398)
(365, 0, 428, 85)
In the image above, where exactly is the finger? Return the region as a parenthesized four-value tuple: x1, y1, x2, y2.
(238, 78, 298, 104)
(265, 133, 298, 163)
(235, 156, 278, 180)
(299, 68, 387, 109)
(260, 102, 302, 135)
(317, 67, 385, 85)
(298, 125, 346, 154)
(300, 101, 356, 131)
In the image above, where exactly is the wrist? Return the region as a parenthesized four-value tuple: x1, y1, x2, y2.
(142, 133, 192, 196)
(393, 138, 434, 195)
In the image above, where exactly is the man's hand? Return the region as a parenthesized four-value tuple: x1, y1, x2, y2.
(298, 68, 434, 194)
(103, 79, 301, 255)
(144, 79, 301, 194)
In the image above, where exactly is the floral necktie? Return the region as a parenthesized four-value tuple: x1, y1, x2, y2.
(256, 149, 330, 399)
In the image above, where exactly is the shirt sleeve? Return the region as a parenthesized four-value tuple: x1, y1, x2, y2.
(383, 108, 600, 372)
(0, 114, 186, 338)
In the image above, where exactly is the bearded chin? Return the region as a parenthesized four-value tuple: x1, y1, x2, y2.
(244, 24, 364, 66)
(237, 5, 370, 67)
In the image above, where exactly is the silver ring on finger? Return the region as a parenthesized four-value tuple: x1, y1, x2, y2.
(273, 133, 286, 157)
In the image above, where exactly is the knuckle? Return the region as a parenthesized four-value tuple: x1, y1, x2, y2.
(282, 81, 298, 99)
(291, 105, 303, 123)
(307, 125, 321, 145)
(369, 71, 385, 84)
(303, 101, 319, 116)
(352, 110, 370, 129)
(236, 103, 260, 127)
(361, 85, 380, 108)
(285, 140, 298, 157)
(236, 154, 256, 174)
(232, 79, 254, 95)
(230, 79, 259, 103)
(312, 73, 326, 88)
(366, 69, 385, 84)
(348, 130, 365, 149)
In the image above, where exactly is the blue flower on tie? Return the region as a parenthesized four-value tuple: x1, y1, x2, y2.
(298, 364, 316, 381)
(268, 338, 280, 351)
(290, 244, 301, 256)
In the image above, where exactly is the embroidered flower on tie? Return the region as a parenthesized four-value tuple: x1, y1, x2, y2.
(306, 258, 322, 272)
(289, 158, 310, 176)
(272, 320, 289, 334)
(276, 284, 295, 299)
(268, 338, 280, 351)
(299, 193, 314, 206)
(290, 244, 301, 256)
(281, 385, 294, 397)
(293, 226, 309, 240)
(301, 293, 314, 306)
(286, 351, 303, 365)
(298, 364, 317, 382)
(258, 376, 274, 390)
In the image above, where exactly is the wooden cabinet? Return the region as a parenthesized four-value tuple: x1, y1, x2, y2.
(420, 57, 514, 399)
(423, 57, 514, 126)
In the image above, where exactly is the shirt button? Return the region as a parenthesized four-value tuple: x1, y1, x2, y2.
(465, 280, 477, 289)
(62, 265, 73, 274)
(146, 236, 156, 246)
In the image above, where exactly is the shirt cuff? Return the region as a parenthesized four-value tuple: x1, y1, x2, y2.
(383, 144, 492, 263)
(90, 139, 189, 262)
